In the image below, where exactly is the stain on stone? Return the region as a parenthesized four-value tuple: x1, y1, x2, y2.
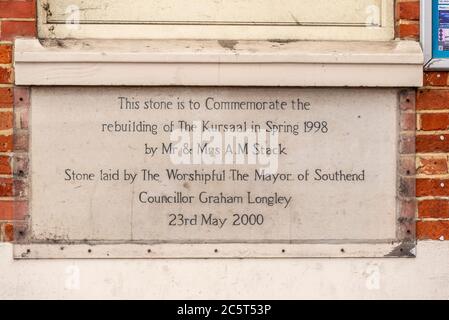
(218, 40, 238, 51)
(42, 2, 52, 17)
(398, 216, 414, 224)
(268, 39, 299, 44)
(384, 241, 416, 258)
(56, 40, 68, 48)
(40, 39, 68, 48)
(21, 248, 31, 258)
(399, 179, 410, 197)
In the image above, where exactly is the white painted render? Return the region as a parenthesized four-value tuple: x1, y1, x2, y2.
(1, 241, 448, 299)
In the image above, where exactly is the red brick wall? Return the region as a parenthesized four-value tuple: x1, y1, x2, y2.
(0, 0, 448, 242)
(396, 0, 449, 240)
(396, 0, 420, 39)
(0, 0, 34, 241)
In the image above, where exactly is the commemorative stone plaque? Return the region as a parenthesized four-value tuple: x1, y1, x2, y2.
(29, 87, 399, 248)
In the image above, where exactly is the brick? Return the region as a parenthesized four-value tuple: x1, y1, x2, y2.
(0, 87, 13, 107)
(420, 113, 449, 131)
(417, 221, 449, 240)
(401, 112, 416, 131)
(399, 177, 415, 198)
(419, 200, 449, 219)
(0, 155, 11, 175)
(0, 135, 13, 152)
(399, 156, 415, 176)
(398, 1, 420, 20)
(398, 202, 416, 240)
(0, 20, 36, 41)
(0, 44, 12, 64)
(417, 156, 448, 175)
(12, 155, 28, 178)
(0, 0, 36, 19)
(416, 179, 449, 197)
(12, 222, 27, 241)
(14, 107, 28, 129)
(417, 90, 449, 110)
(0, 177, 13, 197)
(399, 199, 416, 220)
(3, 223, 14, 242)
(0, 111, 13, 131)
(0, 201, 27, 220)
(397, 23, 419, 39)
(14, 179, 27, 198)
(416, 134, 449, 153)
(399, 90, 416, 111)
(14, 87, 30, 108)
(13, 130, 28, 151)
(400, 134, 415, 154)
(424, 72, 449, 86)
(0, 67, 12, 84)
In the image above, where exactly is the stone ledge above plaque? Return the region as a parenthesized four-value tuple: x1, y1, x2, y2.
(14, 39, 423, 87)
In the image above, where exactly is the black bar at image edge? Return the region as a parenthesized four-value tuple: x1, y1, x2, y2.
(0, 300, 438, 318)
